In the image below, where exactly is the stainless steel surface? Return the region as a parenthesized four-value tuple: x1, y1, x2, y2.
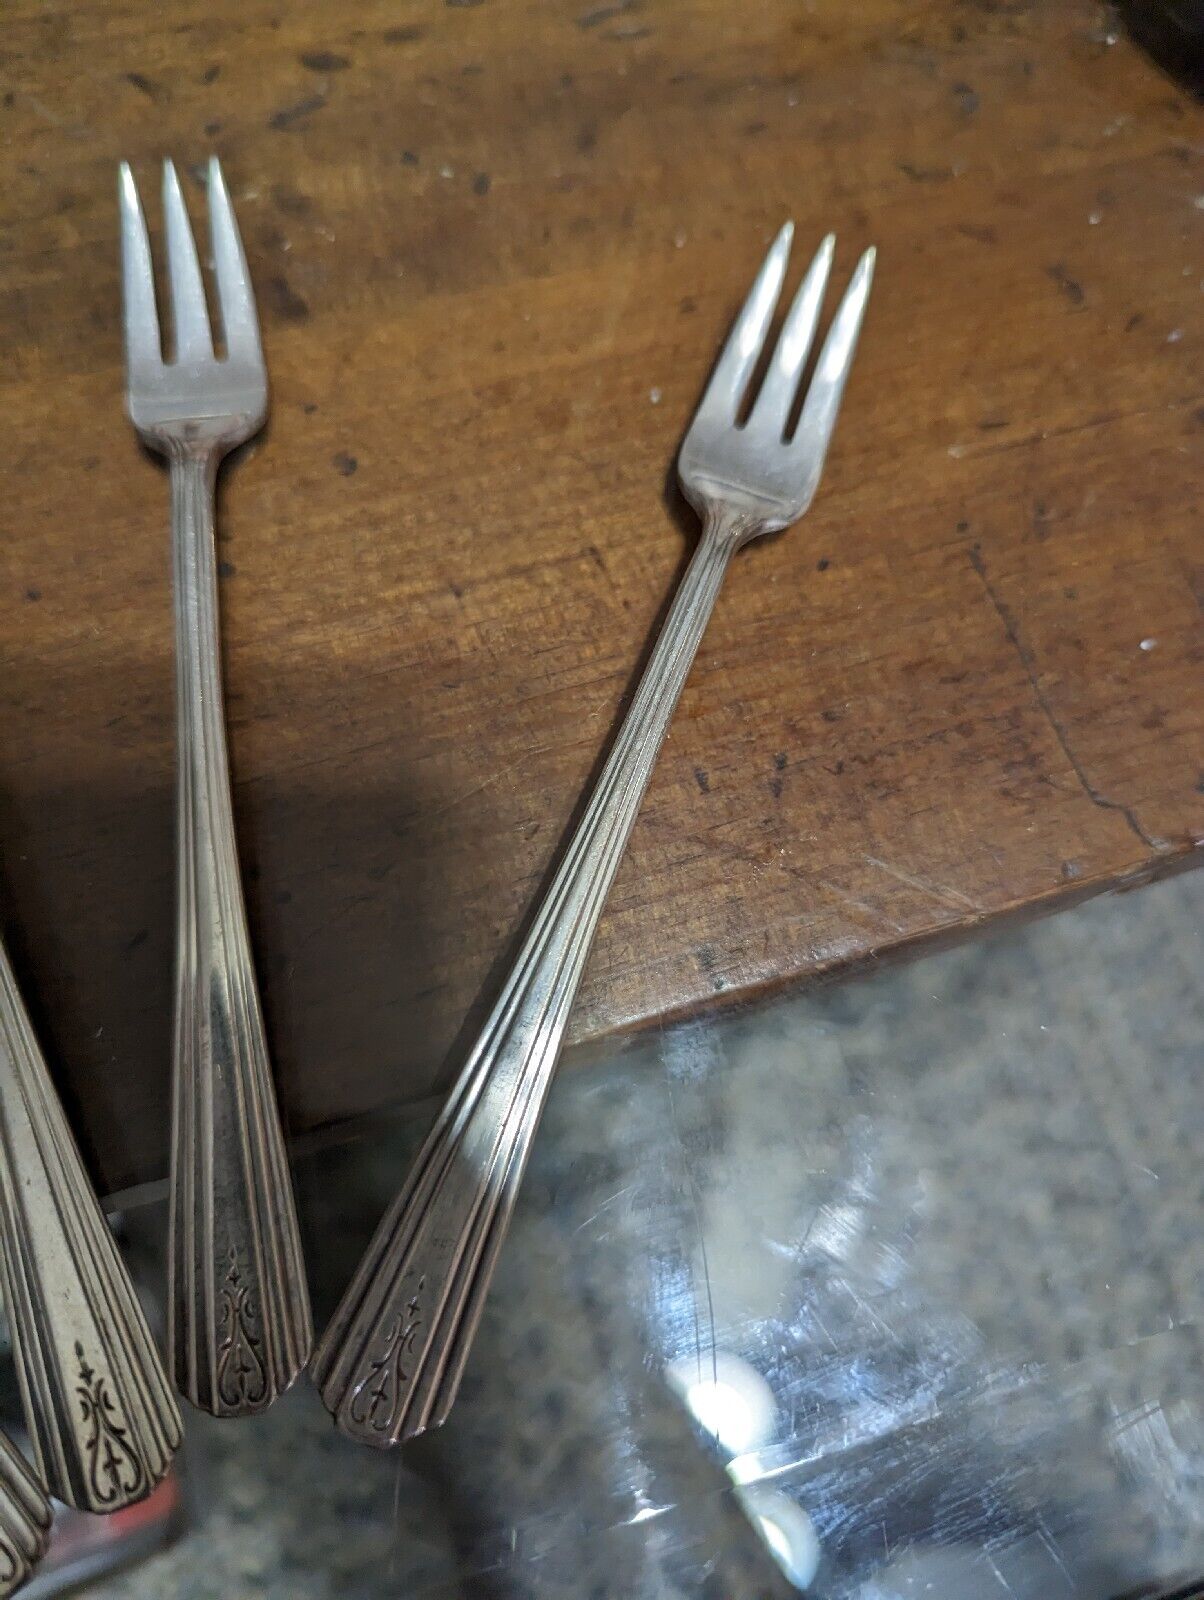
(0, 1431, 50, 1598)
(0, 936, 181, 1510)
(119, 158, 312, 1416)
(312, 225, 876, 1446)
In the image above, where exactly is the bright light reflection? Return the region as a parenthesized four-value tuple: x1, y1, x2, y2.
(735, 1484, 821, 1592)
(665, 1351, 778, 1455)
(664, 1352, 820, 1589)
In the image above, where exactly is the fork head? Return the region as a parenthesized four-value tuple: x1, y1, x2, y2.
(678, 224, 875, 536)
(119, 158, 267, 453)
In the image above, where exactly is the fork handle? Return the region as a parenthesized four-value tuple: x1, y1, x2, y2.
(0, 935, 181, 1509)
(312, 504, 756, 1445)
(0, 1429, 51, 1596)
(168, 447, 312, 1416)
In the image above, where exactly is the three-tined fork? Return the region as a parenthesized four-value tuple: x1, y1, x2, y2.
(119, 158, 312, 1416)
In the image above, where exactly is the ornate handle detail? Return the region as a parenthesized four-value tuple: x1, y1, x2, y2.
(0, 1431, 51, 1598)
(168, 450, 312, 1415)
(313, 511, 749, 1444)
(0, 937, 181, 1510)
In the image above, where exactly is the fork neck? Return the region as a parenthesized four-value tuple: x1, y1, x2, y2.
(699, 499, 768, 553)
(166, 450, 220, 585)
(158, 421, 233, 463)
(167, 449, 226, 778)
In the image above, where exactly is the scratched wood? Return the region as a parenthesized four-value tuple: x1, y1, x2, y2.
(0, 0, 1199, 1195)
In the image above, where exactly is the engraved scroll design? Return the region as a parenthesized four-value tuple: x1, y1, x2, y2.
(75, 1343, 146, 1508)
(348, 1277, 426, 1435)
(216, 1247, 269, 1410)
(0, 936, 181, 1510)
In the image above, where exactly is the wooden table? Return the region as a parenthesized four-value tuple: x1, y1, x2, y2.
(1, 1, 1199, 1196)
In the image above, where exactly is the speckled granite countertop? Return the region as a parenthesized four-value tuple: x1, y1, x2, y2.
(88, 871, 1202, 1599)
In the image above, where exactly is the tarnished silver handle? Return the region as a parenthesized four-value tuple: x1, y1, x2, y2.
(0, 1431, 51, 1597)
(313, 507, 752, 1445)
(168, 449, 312, 1415)
(0, 936, 181, 1509)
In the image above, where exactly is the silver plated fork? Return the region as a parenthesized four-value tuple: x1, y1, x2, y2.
(312, 223, 875, 1445)
(0, 1429, 50, 1595)
(119, 158, 312, 1416)
(0, 933, 181, 1508)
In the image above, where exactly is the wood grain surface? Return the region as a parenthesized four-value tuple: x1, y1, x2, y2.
(0, 0, 1200, 1195)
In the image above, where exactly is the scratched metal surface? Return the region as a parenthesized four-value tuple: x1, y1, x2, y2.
(77, 867, 1203, 1599)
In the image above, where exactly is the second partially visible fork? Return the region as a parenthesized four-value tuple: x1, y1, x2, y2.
(119, 158, 312, 1415)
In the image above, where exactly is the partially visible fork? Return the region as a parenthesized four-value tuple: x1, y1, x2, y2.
(0, 1433, 50, 1593)
(119, 158, 312, 1415)
(0, 933, 181, 1507)
(0, 1429, 51, 1596)
(313, 223, 875, 1445)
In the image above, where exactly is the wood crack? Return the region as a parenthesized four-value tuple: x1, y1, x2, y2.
(968, 547, 1167, 854)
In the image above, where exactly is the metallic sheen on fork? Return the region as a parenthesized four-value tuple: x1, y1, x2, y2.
(0, 936, 181, 1508)
(119, 159, 312, 1415)
(312, 224, 876, 1445)
(0, 1431, 50, 1596)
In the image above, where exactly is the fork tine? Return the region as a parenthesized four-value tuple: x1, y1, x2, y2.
(747, 233, 835, 438)
(118, 163, 162, 377)
(697, 222, 793, 423)
(206, 157, 263, 366)
(162, 160, 213, 363)
(792, 246, 875, 465)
